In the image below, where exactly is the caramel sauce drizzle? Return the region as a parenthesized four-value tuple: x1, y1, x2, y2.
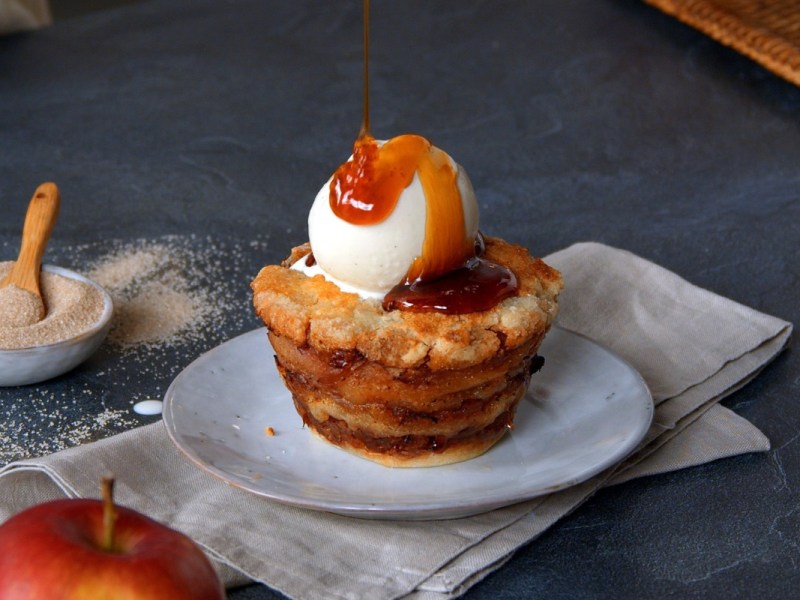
(330, 133, 473, 284)
(324, 0, 518, 314)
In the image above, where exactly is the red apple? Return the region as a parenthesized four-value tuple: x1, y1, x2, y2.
(0, 478, 224, 599)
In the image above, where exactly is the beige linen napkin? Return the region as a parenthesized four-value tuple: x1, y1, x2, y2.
(0, 242, 791, 600)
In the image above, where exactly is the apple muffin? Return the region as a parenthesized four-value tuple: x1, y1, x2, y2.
(251, 236, 562, 467)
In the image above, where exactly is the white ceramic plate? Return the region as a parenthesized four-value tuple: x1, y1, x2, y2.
(163, 327, 653, 520)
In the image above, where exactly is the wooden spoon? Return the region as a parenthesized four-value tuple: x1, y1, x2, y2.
(0, 182, 61, 322)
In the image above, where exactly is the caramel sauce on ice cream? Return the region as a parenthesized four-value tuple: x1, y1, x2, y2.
(331, 134, 478, 281)
(329, 133, 519, 314)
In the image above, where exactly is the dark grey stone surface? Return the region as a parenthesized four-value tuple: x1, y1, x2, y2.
(1, 0, 798, 598)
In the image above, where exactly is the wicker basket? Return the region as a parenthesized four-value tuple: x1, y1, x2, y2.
(644, 0, 800, 86)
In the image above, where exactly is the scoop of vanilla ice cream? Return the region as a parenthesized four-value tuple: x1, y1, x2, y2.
(294, 144, 479, 299)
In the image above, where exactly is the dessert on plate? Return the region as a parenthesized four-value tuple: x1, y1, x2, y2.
(251, 132, 563, 467)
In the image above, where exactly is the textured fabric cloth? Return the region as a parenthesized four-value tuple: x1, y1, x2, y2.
(0, 242, 791, 599)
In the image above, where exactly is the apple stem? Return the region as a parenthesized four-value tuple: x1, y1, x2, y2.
(101, 476, 117, 552)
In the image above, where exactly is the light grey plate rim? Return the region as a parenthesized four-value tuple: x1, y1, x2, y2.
(163, 326, 653, 520)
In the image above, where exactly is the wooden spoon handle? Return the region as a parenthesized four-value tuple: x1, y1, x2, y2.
(2, 182, 60, 296)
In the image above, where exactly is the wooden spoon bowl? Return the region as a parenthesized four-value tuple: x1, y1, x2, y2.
(0, 182, 60, 322)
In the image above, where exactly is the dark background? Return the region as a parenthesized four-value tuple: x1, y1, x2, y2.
(49, 0, 143, 21)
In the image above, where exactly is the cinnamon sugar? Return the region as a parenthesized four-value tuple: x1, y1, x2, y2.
(0, 234, 265, 467)
(0, 284, 43, 327)
(0, 262, 105, 350)
(87, 243, 213, 350)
